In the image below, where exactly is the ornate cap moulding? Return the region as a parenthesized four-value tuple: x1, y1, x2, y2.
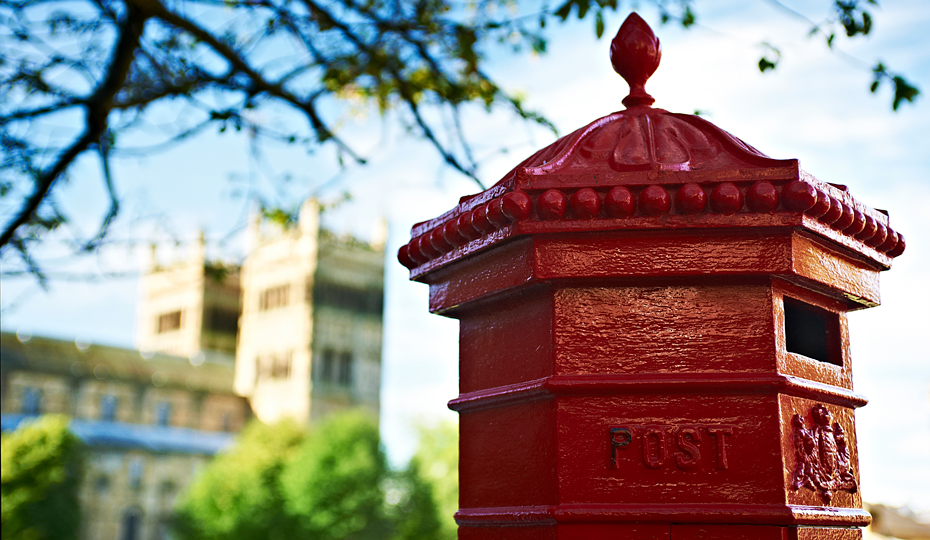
(398, 13, 905, 276)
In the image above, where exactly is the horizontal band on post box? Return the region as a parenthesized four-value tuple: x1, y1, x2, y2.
(455, 503, 870, 528)
(426, 230, 883, 315)
(448, 373, 867, 413)
(411, 214, 894, 287)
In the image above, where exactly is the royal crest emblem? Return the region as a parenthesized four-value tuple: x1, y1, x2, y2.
(790, 404, 857, 504)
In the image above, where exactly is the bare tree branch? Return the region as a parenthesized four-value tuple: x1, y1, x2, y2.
(153, 4, 367, 163)
(0, 1, 150, 250)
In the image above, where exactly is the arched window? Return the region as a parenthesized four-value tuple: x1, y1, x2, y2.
(120, 507, 143, 540)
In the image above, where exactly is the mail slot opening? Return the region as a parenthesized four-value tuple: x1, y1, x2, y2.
(783, 297, 841, 366)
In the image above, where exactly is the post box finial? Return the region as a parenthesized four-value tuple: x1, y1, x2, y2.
(611, 12, 661, 108)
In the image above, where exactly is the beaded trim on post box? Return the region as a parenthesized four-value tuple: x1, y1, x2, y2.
(399, 179, 904, 270)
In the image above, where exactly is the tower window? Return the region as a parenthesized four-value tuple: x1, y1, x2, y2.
(205, 307, 239, 335)
(259, 285, 290, 310)
(271, 351, 292, 379)
(312, 279, 383, 316)
(157, 311, 182, 333)
(783, 297, 841, 366)
(317, 349, 353, 387)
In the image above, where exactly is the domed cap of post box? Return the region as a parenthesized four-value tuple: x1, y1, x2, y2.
(399, 13, 905, 277)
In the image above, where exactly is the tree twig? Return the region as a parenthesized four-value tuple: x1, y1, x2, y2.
(0, 1, 150, 250)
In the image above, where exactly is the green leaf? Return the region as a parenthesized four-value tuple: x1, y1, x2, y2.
(891, 76, 920, 111)
(682, 6, 696, 28)
(595, 11, 605, 38)
(576, 0, 590, 20)
(758, 57, 777, 73)
(531, 36, 547, 54)
(553, 1, 572, 20)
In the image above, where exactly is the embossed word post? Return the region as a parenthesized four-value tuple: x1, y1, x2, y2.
(399, 13, 905, 540)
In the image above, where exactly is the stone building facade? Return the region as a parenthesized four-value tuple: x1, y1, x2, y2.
(0, 333, 248, 540)
(235, 199, 385, 424)
(136, 232, 240, 359)
(0, 199, 387, 540)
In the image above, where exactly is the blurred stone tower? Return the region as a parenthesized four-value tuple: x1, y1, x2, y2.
(136, 232, 240, 362)
(235, 199, 386, 424)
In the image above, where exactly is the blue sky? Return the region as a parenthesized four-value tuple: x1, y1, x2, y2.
(2, 0, 928, 511)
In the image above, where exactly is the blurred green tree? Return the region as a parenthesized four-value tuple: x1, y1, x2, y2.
(388, 458, 444, 540)
(1, 415, 85, 540)
(176, 411, 426, 540)
(173, 419, 305, 540)
(280, 410, 390, 540)
(409, 421, 458, 540)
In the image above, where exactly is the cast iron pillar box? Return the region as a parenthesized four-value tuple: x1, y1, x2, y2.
(399, 14, 906, 540)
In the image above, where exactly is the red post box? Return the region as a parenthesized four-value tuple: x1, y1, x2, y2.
(399, 13, 906, 540)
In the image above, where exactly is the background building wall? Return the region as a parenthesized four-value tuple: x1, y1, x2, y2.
(310, 233, 384, 423)
(1, 197, 387, 540)
(235, 201, 320, 423)
(136, 234, 241, 359)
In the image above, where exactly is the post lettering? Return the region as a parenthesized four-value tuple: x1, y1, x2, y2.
(642, 426, 667, 469)
(609, 427, 632, 469)
(706, 426, 733, 470)
(674, 426, 702, 470)
(606, 423, 734, 471)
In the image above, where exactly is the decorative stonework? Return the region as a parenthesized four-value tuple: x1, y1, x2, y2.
(790, 404, 858, 505)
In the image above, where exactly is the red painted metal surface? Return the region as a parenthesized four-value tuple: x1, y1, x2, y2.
(402, 13, 904, 540)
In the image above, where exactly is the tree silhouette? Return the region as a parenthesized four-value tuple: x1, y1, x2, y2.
(0, 0, 918, 281)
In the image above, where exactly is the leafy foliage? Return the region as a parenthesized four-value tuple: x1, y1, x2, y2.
(757, 0, 918, 113)
(871, 62, 922, 112)
(0, 0, 920, 280)
(280, 411, 390, 540)
(758, 42, 781, 73)
(1, 415, 85, 540)
(203, 260, 233, 284)
(173, 419, 305, 540)
(0, 0, 559, 274)
(408, 421, 458, 539)
(176, 411, 433, 540)
(388, 459, 444, 540)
